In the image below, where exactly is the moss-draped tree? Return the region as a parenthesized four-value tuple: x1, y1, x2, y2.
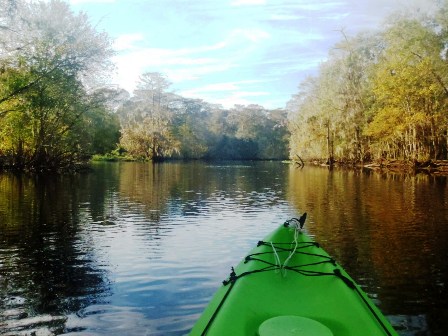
(288, 2, 448, 164)
(0, 0, 118, 170)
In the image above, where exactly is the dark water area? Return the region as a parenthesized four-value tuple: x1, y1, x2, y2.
(0, 162, 447, 335)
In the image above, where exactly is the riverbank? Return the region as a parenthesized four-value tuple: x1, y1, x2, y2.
(365, 159, 448, 174)
(297, 159, 448, 175)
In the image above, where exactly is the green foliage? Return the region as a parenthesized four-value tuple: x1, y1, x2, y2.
(288, 3, 448, 163)
(118, 72, 180, 161)
(117, 79, 290, 161)
(176, 123, 208, 159)
(0, 1, 290, 169)
(206, 136, 258, 160)
(0, 0, 116, 171)
(365, 16, 448, 161)
(85, 104, 121, 155)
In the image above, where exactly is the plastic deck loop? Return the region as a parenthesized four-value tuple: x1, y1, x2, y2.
(258, 315, 333, 336)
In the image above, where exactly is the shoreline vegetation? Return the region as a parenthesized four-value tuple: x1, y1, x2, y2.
(287, 4, 448, 168)
(292, 158, 448, 175)
(1, 1, 448, 175)
(90, 154, 448, 176)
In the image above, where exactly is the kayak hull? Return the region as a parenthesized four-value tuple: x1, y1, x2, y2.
(189, 222, 398, 336)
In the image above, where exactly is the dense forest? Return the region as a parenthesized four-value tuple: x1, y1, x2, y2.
(0, 0, 118, 170)
(287, 2, 448, 165)
(117, 72, 289, 162)
(1, 0, 448, 172)
(0, 0, 288, 171)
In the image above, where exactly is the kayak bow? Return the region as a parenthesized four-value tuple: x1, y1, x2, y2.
(190, 216, 398, 336)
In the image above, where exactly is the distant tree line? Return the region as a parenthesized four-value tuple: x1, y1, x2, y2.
(117, 72, 289, 162)
(287, 1, 448, 165)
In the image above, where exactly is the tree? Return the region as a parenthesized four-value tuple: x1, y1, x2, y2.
(0, 0, 115, 170)
(365, 17, 448, 160)
(84, 91, 121, 155)
(288, 32, 380, 164)
(288, 2, 448, 164)
(288, 75, 331, 162)
(259, 108, 289, 160)
(328, 32, 381, 163)
(119, 72, 179, 161)
(0, 0, 112, 109)
(171, 97, 212, 159)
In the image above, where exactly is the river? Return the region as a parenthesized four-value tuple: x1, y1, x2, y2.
(0, 161, 447, 335)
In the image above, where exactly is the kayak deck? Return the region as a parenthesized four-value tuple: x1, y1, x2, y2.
(189, 218, 398, 336)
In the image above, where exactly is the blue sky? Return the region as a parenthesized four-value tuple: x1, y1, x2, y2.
(68, 0, 436, 108)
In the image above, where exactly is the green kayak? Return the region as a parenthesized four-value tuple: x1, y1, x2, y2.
(190, 215, 398, 336)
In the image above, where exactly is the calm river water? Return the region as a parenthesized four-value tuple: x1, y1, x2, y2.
(0, 161, 447, 335)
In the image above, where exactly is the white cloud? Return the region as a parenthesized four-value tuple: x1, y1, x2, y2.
(69, 0, 115, 4)
(181, 80, 262, 95)
(231, 28, 271, 43)
(185, 82, 239, 93)
(293, 2, 346, 11)
(111, 44, 235, 93)
(179, 81, 270, 107)
(230, 0, 266, 6)
(270, 14, 306, 21)
(113, 33, 145, 51)
(319, 12, 350, 20)
(110, 26, 271, 94)
(213, 91, 270, 108)
(164, 62, 237, 82)
(111, 30, 227, 85)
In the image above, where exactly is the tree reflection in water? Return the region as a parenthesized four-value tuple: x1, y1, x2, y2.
(1, 163, 447, 335)
(287, 167, 448, 335)
(0, 173, 111, 335)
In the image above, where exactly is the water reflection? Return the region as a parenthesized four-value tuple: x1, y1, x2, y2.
(0, 163, 447, 335)
(0, 162, 293, 335)
(0, 173, 111, 335)
(116, 162, 286, 219)
(287, 167, 448, 335)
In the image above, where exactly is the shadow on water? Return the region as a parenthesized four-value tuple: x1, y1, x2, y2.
(0, 172, 112, 335)
(287, 167, 448, 335)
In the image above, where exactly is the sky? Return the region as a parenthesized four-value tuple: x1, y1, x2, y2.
(68, 0, 439, 109)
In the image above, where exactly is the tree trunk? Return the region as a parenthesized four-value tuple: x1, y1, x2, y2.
(326, 122, 334, 166)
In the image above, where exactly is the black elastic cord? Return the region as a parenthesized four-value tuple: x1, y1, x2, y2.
(201, 279, 236, 336)
(351, 278, 394, 336)
(200, 236, 394, 336)
(333, 269, 356, 289)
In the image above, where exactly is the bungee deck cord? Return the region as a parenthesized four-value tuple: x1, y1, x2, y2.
(199, 215, 393, 336)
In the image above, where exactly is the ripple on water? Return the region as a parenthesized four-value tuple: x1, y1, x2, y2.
(3, 163, 444, 335)
(65, 304, 195, 336)
(0, 313, 67, 336)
